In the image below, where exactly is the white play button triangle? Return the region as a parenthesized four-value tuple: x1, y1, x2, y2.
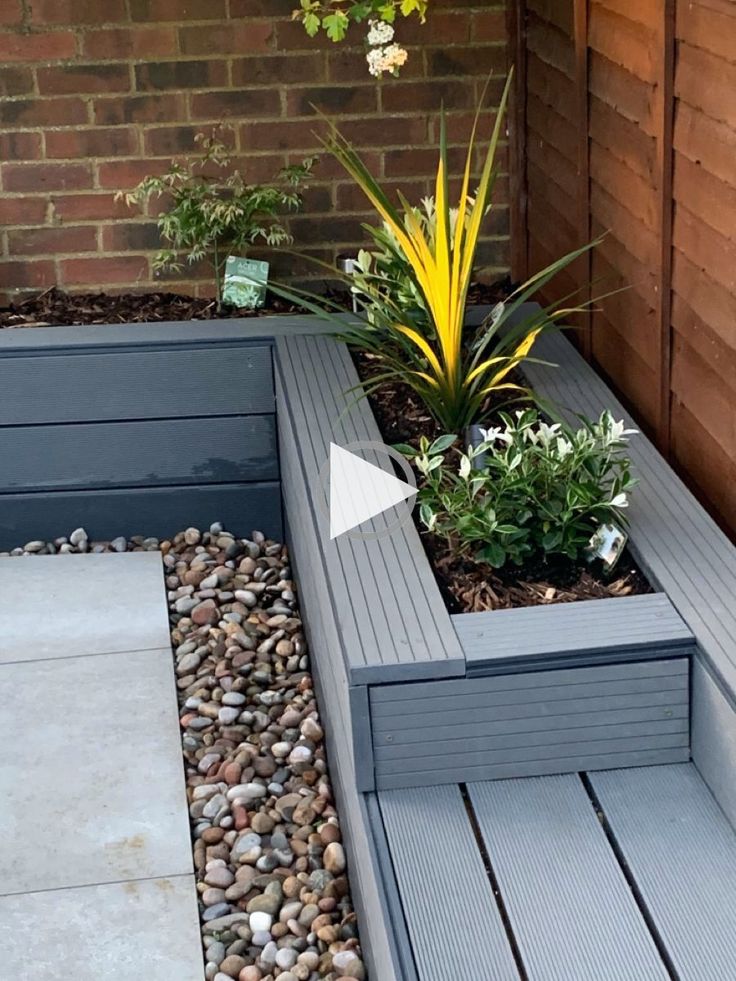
(329, 442, 417, 539)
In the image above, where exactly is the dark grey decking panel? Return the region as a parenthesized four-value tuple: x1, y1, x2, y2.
(277, 371, 404, 981)
(0, 482, 282, 547)
(379, 785, 520, 981)
(590, 763, 736, 980)
(691, 658, 736, 828)
(454, 592, 694, 675)
(0, 415, 278, 490)
(275, 334, 464, 684)
(0, 346, 273, 425)
(370, 659, 689, 789)
(467, 776, 669, 980)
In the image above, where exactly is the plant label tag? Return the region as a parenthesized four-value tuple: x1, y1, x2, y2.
(586, 522, 628, 572)
(222, 256, 269, 309)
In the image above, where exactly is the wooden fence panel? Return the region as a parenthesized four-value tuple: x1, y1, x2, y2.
(516, 0, 736, 535)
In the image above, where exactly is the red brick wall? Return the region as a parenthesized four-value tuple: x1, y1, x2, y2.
(0, 0, 508, 300)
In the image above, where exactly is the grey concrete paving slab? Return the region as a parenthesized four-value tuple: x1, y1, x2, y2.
(0, 648, 192, 895)
(0, 551, 170, 663)
(0, 875, 204, 980)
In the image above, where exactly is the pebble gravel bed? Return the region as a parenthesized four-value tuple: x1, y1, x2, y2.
(5, 524, 365, 981)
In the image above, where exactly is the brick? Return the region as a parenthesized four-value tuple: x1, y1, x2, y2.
(0, 0, 22, 25)
(290, 214, 368, 245)
(229, 153, 287, 183)
(0, 198, 47, 225)
(46, 128, 139, 159)
(97, 158, 171, 190)
(383, 145, 468, 178)
(189, 89, 280, 120)
(0, 131, 42, 160)
(297, 150, 381, 181)
(1, 97, 87, 127)
(143, 124, 232, 156)
(337, 115, 428, 147)
(94, 93, 185, 125)
(232, 52, 324, 86)
(230, 0, 293, 15)
(82, 27, 178, 60)
(381, 80, 476, 113)
(440, 109, 503, 145)
(135, 60, 228, 91)
(37, 63, 131, 95)
(60, 255, 149, 285)
(1, 30, 77, 62)
(179, 22, 272, 55)
(399, 11, 471, 44)
(129, 0, 227, 21)
(0, 260, 55, 290)
(0, 66, 34, 97)
(241, 118, 321, 152)
(429, 45, 507, 77)
(2, 162, 92, 192)
(275, 18, 336, 50)
(30, 0, 127, 22)
(8, 225, 98, 256)
(102, 222, 161, 251)
(286, 85, 377, 116)
(51, 193, 131, 221)
(336, 178, 429, 211)
(472, 9, 506, 43)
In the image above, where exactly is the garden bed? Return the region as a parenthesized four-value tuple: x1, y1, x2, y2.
(7, 522, 365, 981)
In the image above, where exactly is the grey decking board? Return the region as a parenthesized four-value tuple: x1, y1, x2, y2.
(278, 375, 403, 980)
(0, 481, 282, 550)
(274, 335, 464, 683)
(371, 656, 689, 705)
(691, 658, 736, 829)
(0, 346, 274, 425)
(372, 703, 689, 747)
(298, 337, 454, 674)
(375, 748, 691, 791)
(371, 689, 689, 732)
(372, 659, 689, 788)
(0, 313, 347, 353)
(375, 733, 688, 780)
(468, 776, 670, 981)
(454, 593, 694, 675)
(379, 784, 520, 981)
(374, 719, 688, 763)
(524, 330, 736, 700)
(0, 414, 278, 491)
(590, 763, 736, 980)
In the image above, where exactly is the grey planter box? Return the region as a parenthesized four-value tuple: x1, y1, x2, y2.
(0, 314, 336, 548)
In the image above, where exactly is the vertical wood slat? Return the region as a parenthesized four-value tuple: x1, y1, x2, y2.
(507, 0, 529, 281)
(573, 0, 592, 361)
(655, 0, 676, 456)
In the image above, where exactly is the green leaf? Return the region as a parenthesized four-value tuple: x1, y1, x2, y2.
(322, 10, 349, 39)
(392, 442, 417, 457)
(476, 541, 506, 568)
(428, 434, 457, 454)
(303, 11, 321, 34)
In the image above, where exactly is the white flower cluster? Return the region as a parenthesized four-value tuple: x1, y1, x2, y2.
(366, 19, 408, 77)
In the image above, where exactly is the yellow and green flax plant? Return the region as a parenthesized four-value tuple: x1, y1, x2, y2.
(271, 70, 601, 432)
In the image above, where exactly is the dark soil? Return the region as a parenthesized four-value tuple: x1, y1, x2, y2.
(0, 278, 513, 330)
(425, 533, 651, 614)
(0, 287, 304, 328)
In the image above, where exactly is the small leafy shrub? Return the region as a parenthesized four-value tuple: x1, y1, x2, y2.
(118, 130, 315, 303)
(399, 410, 637, 569)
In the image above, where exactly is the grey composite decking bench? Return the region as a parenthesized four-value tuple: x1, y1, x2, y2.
(5, 307, 736, 978)
(275, 320, 736, 980)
